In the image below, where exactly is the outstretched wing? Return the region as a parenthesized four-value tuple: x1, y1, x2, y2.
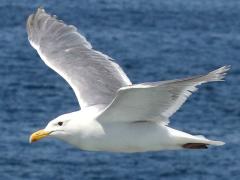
(97, 66, 230, 125)
(27, 8, 131, 109)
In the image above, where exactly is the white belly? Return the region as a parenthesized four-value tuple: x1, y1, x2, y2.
(66, 122, 182, 153)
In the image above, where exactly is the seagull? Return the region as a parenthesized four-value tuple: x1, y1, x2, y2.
(28, 8, 229, 152)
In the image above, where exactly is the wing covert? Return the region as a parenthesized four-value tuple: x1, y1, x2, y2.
(27, 8, 131, 109)
(97, 66, 229, 125)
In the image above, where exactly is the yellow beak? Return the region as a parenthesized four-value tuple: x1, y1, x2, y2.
(29, 129, 51, 143)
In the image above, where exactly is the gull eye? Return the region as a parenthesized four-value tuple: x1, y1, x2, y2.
(58, 122, 63, 126)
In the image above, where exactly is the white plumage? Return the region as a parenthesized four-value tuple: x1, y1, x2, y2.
(28, 8, 229, 152)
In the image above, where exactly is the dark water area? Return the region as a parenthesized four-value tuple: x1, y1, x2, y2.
(0, 0, 239, 179)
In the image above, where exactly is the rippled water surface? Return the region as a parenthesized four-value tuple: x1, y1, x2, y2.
(0, 0, 239, 179)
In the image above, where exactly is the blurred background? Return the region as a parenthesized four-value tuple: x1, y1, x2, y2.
(0, 0, 239, 179)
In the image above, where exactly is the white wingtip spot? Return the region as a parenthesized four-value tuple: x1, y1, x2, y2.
(206, 65, 231, 82)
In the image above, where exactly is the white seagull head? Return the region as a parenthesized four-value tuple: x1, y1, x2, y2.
(29, 113, 78, 143)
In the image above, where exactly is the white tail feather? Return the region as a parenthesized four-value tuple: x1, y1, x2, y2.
(194, 135, 225, 146)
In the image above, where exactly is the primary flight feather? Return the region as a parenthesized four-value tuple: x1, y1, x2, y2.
(28, 8, 229, 152)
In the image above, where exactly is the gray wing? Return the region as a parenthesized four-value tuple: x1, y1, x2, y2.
(27, 8, 131, 109)
(97, 66, 230, 125)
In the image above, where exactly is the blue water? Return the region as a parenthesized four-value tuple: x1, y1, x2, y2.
(0, 0, 239, 179)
